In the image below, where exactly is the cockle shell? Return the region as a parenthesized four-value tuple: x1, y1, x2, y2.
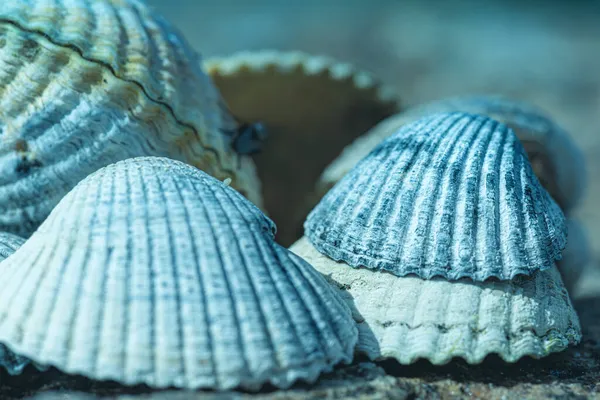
(0, 157, 357, 390)
(0, 231, 30, 376)
(557, 219, 591, 294)
(0, 231, 23, 260)
(0, 0, 261, 237)
(319, 95, 585, 211)
(306, 112, 567, 281)
(205, 50, 400, 245)
(291, 237, 581, 364)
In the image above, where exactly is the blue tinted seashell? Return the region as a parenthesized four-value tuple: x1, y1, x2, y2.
(306, 112, 567, 281)
(0, 157, 356, 390)
(0, 232, 24, 261)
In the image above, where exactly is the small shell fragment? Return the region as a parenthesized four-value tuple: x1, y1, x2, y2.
(0, 0, 261, 237)
(205, 50, 400, 245)
(291, 237, 582, 364)
(306, 112, 567, 281)
(319, 96, 585, 211)
(0, 157, 356, 390)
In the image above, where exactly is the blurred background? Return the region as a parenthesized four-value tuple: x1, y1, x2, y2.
(147, 0, 600, 297)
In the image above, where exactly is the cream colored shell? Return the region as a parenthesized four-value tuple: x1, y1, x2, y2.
(291, 237, 581, 364)
(0, 0, 261, 237)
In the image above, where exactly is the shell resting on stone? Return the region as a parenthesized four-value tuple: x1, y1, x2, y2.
(306, 112, 567, 282)
(205, 50, 400, 245)
(319, 95, 586, 211)
(0, 0, 261, 238)
(291, 237, 582, 365)
(0, 157, 357, 390)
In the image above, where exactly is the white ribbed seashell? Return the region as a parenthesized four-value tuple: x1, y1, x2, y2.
(319, 95, 585, 211)
(291, 237, 582, 364)
(0, 231, 30, 375)
(557, 218, 591, 294)
(0, 231, 23, 260)
(0, 157, 357, 390)
(306, 112, 567, 281)
(0, 0, 261, 237)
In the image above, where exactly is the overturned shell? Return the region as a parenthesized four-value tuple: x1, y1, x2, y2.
(306, 112, 567, 281)
(319, 95, 585, 211)
(0, 157, 357, 390)
(0, 0, 261, 237)
(557, 219, 591, 294)
(205, 50, 400, 245)
(291, 236, 582, 364)
(0, 231, 24, 260)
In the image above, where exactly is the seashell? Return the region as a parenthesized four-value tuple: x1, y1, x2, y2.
(305, 112, 567, 281)
(0, 231, 30, 375)
(0, 156, 357, 390)
(319, 95, 586, 211)
(557, 218, 591, 294)
(0, 0, 261, 238)
(205, 50, 400, 245)
(291, 236, 582, 364)
(0, 231, 24, 260)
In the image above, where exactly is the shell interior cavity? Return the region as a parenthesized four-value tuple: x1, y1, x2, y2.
(291, 237, 582, 364)
(205, 49, 400, 246)
(306, 112, 567, 281)
(318, 95, 585, 211)
(0, 0, 261, 238)
(0, 157, 357, 390)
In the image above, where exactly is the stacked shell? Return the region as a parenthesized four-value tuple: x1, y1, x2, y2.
(0, 157, 357, 390)
(0, 0, 261, 238)
(292, 112, 581, 364)
(317, 95, 589, 292)
(205, 50, 400, 245)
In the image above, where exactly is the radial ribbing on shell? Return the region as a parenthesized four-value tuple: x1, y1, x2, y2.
(306, 112, 567, 281)
(319, 95, 585, 211)
(291, 237, 581, 365)
(0, 232, 24, 260)
(0, 0, 260, 237)
(0, 157, 356, 390)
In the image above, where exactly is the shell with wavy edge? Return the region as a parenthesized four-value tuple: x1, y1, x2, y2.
(306, 112, 567, 281)
(319, 95, 585, 211)
(0, 232, 31, 375)
(0, 0, 261, 238)
(0, 157, 357, 390)
(291, 236, 581, 364)
(557, 219, 591, 294)
(205, 50, 400, 245)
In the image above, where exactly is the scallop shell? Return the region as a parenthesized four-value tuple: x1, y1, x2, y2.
(205, 50, 400, 245)
(291, 236, 581, 364)
(319, 95, 585, 211)
(0, 156, 357, 390)
(306, 112, 567, 281)
(0, 231, 24, 260)
(0, 0, 261, 238)
(0, 231, 31, 375)
(557, 218, 591, 294)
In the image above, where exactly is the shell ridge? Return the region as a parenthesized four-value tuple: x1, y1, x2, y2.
(284, 249, 356, 361)
(411, 114, 474, 275)
(177, 174, 218, 386)
(202, 175, 256, 385)
(0, 18, 243, 190)
(155, 169, 187, 385)
(120, 159, 135, 380)
(364, 116, 449, 266)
